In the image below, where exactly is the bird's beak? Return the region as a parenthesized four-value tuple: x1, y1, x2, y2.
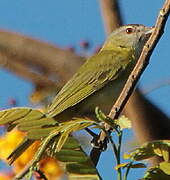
(145, 26, 155, 35)
(139, 26, 154, 43)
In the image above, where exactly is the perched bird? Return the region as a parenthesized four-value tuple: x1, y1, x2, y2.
(47, 24, 153, 119)
(0, 24, 153, 163)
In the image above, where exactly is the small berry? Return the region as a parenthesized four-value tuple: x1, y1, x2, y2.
(80, 40, 90, 49)
(8, 98, 17, 106)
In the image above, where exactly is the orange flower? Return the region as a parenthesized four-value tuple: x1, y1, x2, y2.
(39, 157, 63, 180)
(0, 130, 26, 162)
(0, 130, 40, 173)
(0, 130, 64, 179)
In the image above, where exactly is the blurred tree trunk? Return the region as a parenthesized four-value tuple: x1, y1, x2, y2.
(0, 30, 84, 87)
(125, 90, 170, 142)
(99, 0, 122, 34)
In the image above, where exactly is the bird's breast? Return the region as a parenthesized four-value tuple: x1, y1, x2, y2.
(77, 70, 129, 117)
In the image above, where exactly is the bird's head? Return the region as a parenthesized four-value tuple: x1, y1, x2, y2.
(102, 24, 154, 55)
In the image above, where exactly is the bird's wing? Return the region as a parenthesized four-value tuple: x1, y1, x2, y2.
(47, 49, 134, 117)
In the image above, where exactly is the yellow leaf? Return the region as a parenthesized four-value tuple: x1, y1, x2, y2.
(144, 167, 170, 180)
(114, 163, 128, 170)
(161, 144, 169, 162)
(123, 153, 131, 159)
(153, 147, 162, 157)
(159, 162, 170, 175)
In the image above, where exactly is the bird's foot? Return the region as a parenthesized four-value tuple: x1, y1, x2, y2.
(85, 128, 109, 151)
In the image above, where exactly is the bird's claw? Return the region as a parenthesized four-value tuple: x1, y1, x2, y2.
(85, 127, 109, 151)
(91, 135, 109, 151)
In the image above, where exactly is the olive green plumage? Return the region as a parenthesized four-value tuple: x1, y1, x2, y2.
(0, 24, 153, 163)
(46, 24, 153, 119)
(47, 47, 134, 117)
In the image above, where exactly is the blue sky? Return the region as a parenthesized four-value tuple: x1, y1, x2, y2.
(0, 0, 169, 179)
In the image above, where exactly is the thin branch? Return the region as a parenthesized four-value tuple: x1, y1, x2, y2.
(91, 0, 170, 166)
(100, 0, 170, 146)
(109, 0, 170, 120)
(90, 0, 123, 167)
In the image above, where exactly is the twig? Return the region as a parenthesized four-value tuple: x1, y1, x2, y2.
(109, 0, 170, 120)
(90, 0, 170, 166)
(90, 0, 123, 167)
(123, 161, 133, 180)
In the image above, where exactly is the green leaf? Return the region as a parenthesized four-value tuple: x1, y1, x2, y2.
(68, 174, 100, 180)
(62, 136, 81, 149)
(128, 146, 154, 161)
(67, 162, 97, 174)
(53, 135, 101, 179)
(18, 117, 56, 131)
(56, 131, 70, 152)
(14, 109, 45, 124)
(0, 108, 100, 179)
(127, 140, 170, 161)
(143, 167, 170, 180)
(0, 108, 31, 124)
(95, 107, 107, 122)
(0, 108, 57, 139)
(55, 118, 94, 151)
(27, 127, 58, 139)
(95, 107, 115, 127)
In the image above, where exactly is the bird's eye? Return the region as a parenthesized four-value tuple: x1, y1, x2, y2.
(126, 27, 133, 34)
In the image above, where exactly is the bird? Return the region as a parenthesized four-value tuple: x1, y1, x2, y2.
(0, 24, 153, 164)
